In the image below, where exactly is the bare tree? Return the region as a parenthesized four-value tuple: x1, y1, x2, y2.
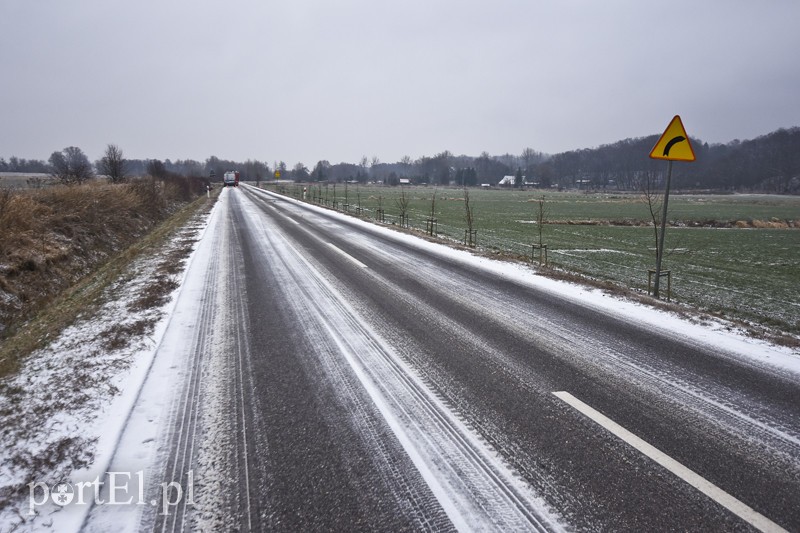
(311, 160, 329, 182)
(292, 162, 309, 181)
(535, 195, 548, 248)
(395, 187, 410, 227)
(521, 147, 540, 174)
(640, 169, 688, 298)
(639, 170, 662, 256)
(533, 194, 549, 265)
(49, 146, 93, 184)
(498, 152, 517, 171)
(376, 194, 385, 222)
(426, 188, 438, 236)
(146, 159, 167, 179)
(464, 188, 476, 247)
(100, 143, 128, 183)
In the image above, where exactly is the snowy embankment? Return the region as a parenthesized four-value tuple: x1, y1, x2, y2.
(0, 200, 217, 532)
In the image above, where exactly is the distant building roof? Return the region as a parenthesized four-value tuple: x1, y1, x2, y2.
(498, 175, 524, 186)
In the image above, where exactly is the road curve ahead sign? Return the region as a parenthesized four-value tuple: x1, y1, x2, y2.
(649, 115, 696, 161)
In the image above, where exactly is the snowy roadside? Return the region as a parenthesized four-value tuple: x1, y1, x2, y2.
(0, 198, 218, 532)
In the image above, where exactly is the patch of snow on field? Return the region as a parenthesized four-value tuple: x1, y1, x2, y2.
(0, 202, 216, 532)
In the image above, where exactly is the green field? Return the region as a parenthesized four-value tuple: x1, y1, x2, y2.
(267, 184, 800, 336)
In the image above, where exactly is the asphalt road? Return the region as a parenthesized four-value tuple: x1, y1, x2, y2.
(122, 185, 800, 531)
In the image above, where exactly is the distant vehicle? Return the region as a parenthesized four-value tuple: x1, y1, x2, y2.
(223, 171, 240, 187)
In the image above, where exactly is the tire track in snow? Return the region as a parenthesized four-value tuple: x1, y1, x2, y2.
(245, 187, 800, 529)
(153, 191, 256, 532)
(151, 215, 222, 533)
(279, 195, 800, 461)
(238, 192, 564, 532)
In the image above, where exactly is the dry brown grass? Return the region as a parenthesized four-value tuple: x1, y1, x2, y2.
(751, 218, 790, 229)
(734, 219, 793, 229)
(0, 180, 212, 378)
(102, 318, 159, 351)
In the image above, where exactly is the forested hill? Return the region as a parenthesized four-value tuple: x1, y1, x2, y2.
(538, 127, 799, 193)
(353, 127, 800, 193)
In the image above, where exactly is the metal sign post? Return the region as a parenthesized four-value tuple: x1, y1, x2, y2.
(648, 115, 696, 299)
(653, 160, 673, 298)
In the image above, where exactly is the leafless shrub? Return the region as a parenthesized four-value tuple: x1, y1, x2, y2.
(638, 170, 663, 256)
(395, 187, 410, 227)
(464, 188, 476, 247)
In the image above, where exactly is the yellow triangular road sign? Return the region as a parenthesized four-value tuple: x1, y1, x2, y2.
(649, 115, 696, 161)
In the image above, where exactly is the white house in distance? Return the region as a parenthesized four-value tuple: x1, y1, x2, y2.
(498, 175, 539, 187)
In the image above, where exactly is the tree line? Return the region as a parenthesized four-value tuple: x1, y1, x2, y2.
(2, 126, 798, 192)
(288, 128, 799, 193)
(0, 145, 274, 188)
(539, 127, 800, 193)
(302, 128, 798, 193)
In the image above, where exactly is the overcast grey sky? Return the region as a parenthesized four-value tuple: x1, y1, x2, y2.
(2, 0, 799, 167)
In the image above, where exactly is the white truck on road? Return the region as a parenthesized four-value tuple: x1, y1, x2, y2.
(223, 171, 240, 187)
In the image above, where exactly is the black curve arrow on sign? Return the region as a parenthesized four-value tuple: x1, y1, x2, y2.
(663, 135, 686, 157)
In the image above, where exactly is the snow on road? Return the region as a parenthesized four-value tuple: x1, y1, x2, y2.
(249, 185, 800, 373)
(239, 193, 564, 531)
(4, 183, 799, 532)
(82, 196, 230, 532)
(242, 185, 800, 530)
